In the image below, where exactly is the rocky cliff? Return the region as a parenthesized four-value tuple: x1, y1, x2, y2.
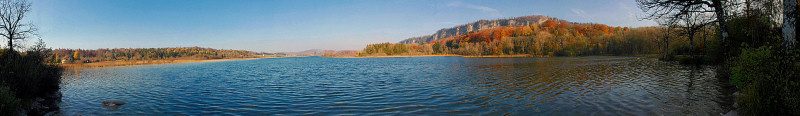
(399, 15, 564, 44)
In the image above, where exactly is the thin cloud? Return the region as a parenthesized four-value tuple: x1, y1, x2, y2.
(571, 9, 595, 23)
(447, 1, 503, 17)
(618, 2, 635, 19)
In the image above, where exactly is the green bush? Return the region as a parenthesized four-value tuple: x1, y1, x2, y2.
(0, 85, 23, 115)
(730, 45, 800, 115)
(730, 46, 775, 87)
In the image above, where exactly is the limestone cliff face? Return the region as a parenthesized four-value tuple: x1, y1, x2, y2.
(400, 15, 562, 44)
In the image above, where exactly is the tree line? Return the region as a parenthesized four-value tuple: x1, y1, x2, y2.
(358, 20, 671, 57)
(52, 47, 257, 63)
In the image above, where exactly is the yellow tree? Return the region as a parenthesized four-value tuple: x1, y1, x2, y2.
(72, 50, 80, 61)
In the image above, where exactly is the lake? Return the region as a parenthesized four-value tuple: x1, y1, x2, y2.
(59, 56, 734, 115)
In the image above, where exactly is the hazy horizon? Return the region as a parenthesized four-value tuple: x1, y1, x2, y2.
(30, 0, 656, 52)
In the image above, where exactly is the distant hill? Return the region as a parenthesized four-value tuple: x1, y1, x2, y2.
(399, 15, 564, 44)
(355, 15, 662, 57)
(280, 49, 325, 56)
(279, 49, 358, 57)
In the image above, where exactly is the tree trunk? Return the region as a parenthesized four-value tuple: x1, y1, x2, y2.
(712, 0, 730, 58)
(784, 0, 797, 50)
(663, 28, 671, 60)
(7, 34, 13, 52)
(7, 38, 11, 52)
(689, 33, 695, 57)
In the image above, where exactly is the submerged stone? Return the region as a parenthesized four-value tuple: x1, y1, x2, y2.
(102, 100, 127, 107)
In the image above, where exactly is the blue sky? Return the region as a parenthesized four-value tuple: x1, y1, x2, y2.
(29, 0, 656, 52)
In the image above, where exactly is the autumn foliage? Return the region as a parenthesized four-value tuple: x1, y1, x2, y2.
(360, 19, 665, 57)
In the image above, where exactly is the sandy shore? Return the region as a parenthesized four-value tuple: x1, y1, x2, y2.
(60, 57, 270, 69)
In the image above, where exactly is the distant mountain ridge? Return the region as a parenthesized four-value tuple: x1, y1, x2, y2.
(281, 49, 325, 56)
(399, 15, 564, 44)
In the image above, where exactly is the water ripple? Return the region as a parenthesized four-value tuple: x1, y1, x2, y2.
(60, 56, 732, 115)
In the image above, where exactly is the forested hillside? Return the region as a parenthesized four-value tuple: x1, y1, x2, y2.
(399, 15, 561, 44)
(360, 18, 676, 57)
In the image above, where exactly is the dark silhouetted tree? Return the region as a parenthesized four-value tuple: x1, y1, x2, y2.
(0, 0, 34, 52)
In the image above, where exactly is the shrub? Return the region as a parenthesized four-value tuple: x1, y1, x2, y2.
(0, 41, 63, 114)
(0, 85, 23, 115)
(730, 45, 800, 115)
(730, 46, 775, 87)
(1, 50, 63, 99)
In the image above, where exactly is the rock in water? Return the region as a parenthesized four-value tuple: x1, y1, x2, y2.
(102, 100, 127, 107)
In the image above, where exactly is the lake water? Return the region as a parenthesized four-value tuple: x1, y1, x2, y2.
(59, 56, 734, 115)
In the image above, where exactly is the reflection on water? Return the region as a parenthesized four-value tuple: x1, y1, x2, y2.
(60, 56, 732, 115)
(452, 57, 733, 115)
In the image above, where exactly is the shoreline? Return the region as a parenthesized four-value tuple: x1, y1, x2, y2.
(59, 57, 272, 69)
(330, 54, 660, 58)
(335, 54, 462, 58)
(329, 54, 538, 58)
(461, 54, 534, 58)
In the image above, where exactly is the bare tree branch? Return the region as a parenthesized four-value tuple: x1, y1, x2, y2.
(637, 0, 736, 57)
(0, 0, 34, 52)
